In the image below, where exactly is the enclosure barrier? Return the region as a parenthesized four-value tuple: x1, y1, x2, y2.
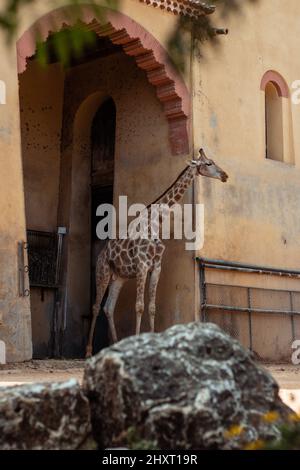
(196, 257, 300, 352)
(26, 229, 66, 289)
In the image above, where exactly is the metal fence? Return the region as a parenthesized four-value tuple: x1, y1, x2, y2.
(197, 258, 300, 353)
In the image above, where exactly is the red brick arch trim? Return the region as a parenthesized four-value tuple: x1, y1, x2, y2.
(260, 70, 289, 98)
(17, 7, 190, 155)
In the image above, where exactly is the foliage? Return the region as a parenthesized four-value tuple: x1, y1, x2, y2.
(0, 0, 98, 38)
(263, 421, 300, 450)
(0, 0, 261, 69)
(35, 25, 97, 67)
(0, 0, 118, 66)
(223, 410, 300, 451)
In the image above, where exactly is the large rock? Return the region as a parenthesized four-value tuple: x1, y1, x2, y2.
(83, 322, 294, 449)
(0, 379, 92, 450)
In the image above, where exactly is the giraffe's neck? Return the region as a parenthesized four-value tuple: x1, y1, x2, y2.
(128, 166, 197, 239)
(149, 165, 197, 209)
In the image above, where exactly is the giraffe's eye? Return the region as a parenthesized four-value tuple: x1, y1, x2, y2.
(206, 162, 212, 166)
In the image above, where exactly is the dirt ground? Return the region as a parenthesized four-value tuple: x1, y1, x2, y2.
(0, 360, 299, 413)
(264, 363, 300, 389)
(262, 363, 300, 414)
(0, 360, 84, 387)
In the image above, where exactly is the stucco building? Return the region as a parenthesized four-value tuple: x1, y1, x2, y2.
(0, 0, 300, 362)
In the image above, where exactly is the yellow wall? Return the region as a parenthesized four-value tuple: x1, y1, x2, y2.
(193, 0, 300, 270)
(193, 0, 300, 360)
(0, 38, 32, 361)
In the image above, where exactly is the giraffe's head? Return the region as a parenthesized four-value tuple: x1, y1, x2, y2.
(189, 148, 228, 182)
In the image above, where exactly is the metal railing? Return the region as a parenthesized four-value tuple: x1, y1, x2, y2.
(196, 258, 300, 351)
(26, 230, 63, 288)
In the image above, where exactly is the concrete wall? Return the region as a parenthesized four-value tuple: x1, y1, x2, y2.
(18, 60, 65, 357)
(0, 37, 32, 361)
(193, 0, 300, 360)
(194, 0, 300, 268)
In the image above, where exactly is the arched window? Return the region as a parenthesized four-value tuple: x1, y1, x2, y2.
(0, 80, 6, 104)
(265, 81, 284, 162)
(260, 71, 292, 164)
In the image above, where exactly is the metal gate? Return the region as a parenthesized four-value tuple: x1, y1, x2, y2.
(197, 258, 300, 356)
(25, 229, 66, 358)
(26, 230, 59, 288)
(26, 229, 65, 288)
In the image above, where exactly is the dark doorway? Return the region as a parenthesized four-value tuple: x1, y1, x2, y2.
(91, 97, 116, 166)
(90, 97, 116, 354)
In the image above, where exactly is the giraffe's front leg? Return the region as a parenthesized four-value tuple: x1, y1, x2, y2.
(135, 267, 148, 335)
(148, 264, 162, 333)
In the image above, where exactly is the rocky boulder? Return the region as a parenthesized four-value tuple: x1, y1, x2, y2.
(0, 379, 92, 450)
(83, 322, 294, 449)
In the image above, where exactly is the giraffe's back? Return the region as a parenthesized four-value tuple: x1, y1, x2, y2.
(105, 238, 165, 279)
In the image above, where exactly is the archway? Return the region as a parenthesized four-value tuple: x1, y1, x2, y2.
(18, 7, 192, 357)
(260, 70, 294, 165)
(17, 6, 190, 155)
(260, 70, 289, 98)
(66, 92, 117, 355)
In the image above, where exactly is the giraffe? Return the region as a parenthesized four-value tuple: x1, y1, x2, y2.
(85, 148, 228, 357)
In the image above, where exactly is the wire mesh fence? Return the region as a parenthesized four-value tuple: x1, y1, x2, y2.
(197, 258, 300, 359)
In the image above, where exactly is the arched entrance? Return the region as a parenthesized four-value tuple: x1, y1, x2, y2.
(18, 8, 192, 358)
(90, 97, 116, 353)
(17, 7, 190, 155)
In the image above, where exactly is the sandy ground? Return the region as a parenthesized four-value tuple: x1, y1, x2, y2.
(0, 360, 299, 413)
(262, 363, 300, 414)
(0, 360, 84, 387)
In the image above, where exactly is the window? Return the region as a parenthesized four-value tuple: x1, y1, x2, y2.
(0, 80, 6, 104)
(260, 71, 293, 164)
(265, 81, 284, 162)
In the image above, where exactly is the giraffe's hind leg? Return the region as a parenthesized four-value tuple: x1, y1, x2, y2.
(148, 264, 162, 333)
(86, 259, 111, 358)
(103, 277, 125, 343)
